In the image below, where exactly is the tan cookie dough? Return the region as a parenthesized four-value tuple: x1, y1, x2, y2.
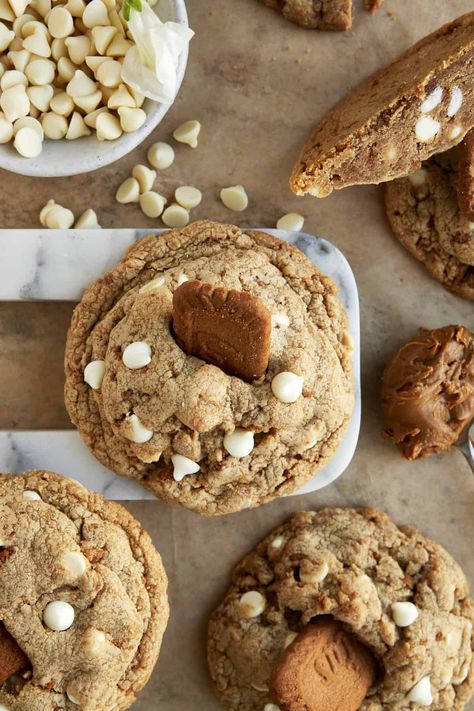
(64, 221, 354, 516)
(381, 325, 474, 460)
(208, 508, 474, 711)
(0, 470, 169, 711)
(258, 0, 352, 31)
(385, 149, 474, 300)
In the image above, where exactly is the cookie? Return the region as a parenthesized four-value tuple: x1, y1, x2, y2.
(257, 0, 352, 31)
(385, 149, 474, 300)
(64, 221, 354, 516)
(291, 12, 474, 198)
(172, 279, 272, 382)
(207, 508, 474, 711)
(0, 470, 169, 711)
(270, 617, 377, 711)
(457, 129, 474, 220)
(381, 325, 474, 460)
(0, 624, 29, 683)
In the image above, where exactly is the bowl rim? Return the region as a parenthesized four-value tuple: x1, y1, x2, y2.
(0, 0, 190, 178)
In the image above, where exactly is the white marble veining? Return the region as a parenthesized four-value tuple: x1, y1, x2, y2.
(0, 228, 360, 499)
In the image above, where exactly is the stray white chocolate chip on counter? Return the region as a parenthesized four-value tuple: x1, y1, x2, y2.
(75, 208, 101, 228)
(43, 201, 74, 228)
(175, 185, 202, 209)
(276, 212, 304, 231)
(173, 119, 200, 147)
(147, 140, 174, 169)
(84, 359, 106, 389)
(162, 203, 189, 228)
(239, 591, 266, 618)
(132, 164, 156, 193)
(271, 371, 304, 403)
(220, 185, 248, 212)
(122, 341, 152, 370)
(116, 176, 140, 204)
(140, 191, 166, 218)
(171, 453, 200, 482)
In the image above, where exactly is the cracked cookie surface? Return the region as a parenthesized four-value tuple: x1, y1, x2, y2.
(0, 470, 169, 711)
(64, 221, 354, 516)
(385, 149, 474, 301)
(207, 508, 474, 711)
(258, 0, 352, 30)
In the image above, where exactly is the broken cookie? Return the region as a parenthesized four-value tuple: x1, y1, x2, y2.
(0, 624, 29, 684)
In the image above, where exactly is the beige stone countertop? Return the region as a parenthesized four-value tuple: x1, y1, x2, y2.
(1, 0, 474, 708)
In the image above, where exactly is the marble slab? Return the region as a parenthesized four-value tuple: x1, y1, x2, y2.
(0, 228, 360, 499)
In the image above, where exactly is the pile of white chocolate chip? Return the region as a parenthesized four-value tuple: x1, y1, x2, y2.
(0, 0, 149, 157)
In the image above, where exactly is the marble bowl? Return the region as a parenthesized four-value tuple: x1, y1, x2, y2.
(0, 0, 189, 178)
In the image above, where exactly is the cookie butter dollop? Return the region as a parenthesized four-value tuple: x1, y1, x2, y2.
(381, 325, 474, 459)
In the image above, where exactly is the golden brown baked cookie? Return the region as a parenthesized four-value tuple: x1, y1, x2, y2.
(291, 12, 474, 197)
(208, 508, 474, 711)
(385, 149, 474, 300)
(258, 0, 352, 31)
(0, 625, 29, 684)
(381, 325, 474, 460)
(64, 221, 354, 516)
(270, 617, 377, 711)
(0, 470, 169, 711)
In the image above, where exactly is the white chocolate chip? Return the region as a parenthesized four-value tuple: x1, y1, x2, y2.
(271, 372, 304, 403)
(27, 84, 53, 113)
(173, 119, 200, 147)
(406, 677, 432, 706)
(84, 628, 107, 655)
(450, 125, 463, 140)
(75, 209, 100, 228)
(124, 413, 153, 443)
(91, 25, 117, 55)
(447, 86, 463, 117)
(66, 68, 96, 97)
(51, 37, 67, 61)
(10, 0, 29, 17)
(57, 56, 76, 82)
(300, 560, 329, 584)
(147, 141, 174, 169)
(42, 112, 68, 139)
(47, 6, 74, 37)
(43, 600, 75, 631)
(122, 341, 151, 369)
(276, 212, 304, 231)
(50, 91, 74, 116)
(95, 111, 121, 140)
(0, 23, 14, 53)
(118, 106, 146, 133)
(22, 29, 51, 57)
(0, 83, 29, 122)
(271, 536, 284, 549)
(39, 198, 56, 226)
(73, 90, 102, 113)
(106, 35, 132, 57)
(66, 689, 81, 705)
(45, 203, 74, 228)
(177, 273, 188, 285)
(23, 490, 41, 500)
(107, 83, 134, 109)
(452, 661, 469, 686)
(0, 704, 10, 711)
(1, 69, 27, 89)
(420, 86, 443, 113)
(116, 176, 140, 204)
(82, 0, 108, 27)
(132, 163, 156, 193)
(391, 601, 419, 627)
(140, 191, 166, 218)
(0, 114, 12, 143)
(175, 185, 202, 209)
(14, 126, 42, 157)
(139, 275, 165, 293)
(66, 112, 91, 140)
(171, 454, 200, 482)
(26, 58, 55, 85)
(0, 0, 14, 22)
(96, 57, 121, 87)
(415, 116, 440, 142)
(302, 435, 318, 451)
(251, 682, 269, 692)
(62, 551, 87, 577)
(162, 203, 189, 228)
(84, 106, 107, 128)
(220, 185, 248, 212)
(239, 591, 266, 618)
(65, 35, 90, 64)
(223, 428, 254, 458)
(408, 169, 427, 187)
(9, 48, 32, 72)
(271, 313, 289, 328)
(84, 360, 105, 389)
(264, 705, 281, 711)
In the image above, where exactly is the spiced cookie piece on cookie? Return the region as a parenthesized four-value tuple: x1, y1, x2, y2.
(0, 470, 169, 711)
(208, 508, 474, 711)
(385, 149, 474, 300)
(291, 12, 474, 197)
(258, 0, 352, 31)
(64, 221, 354, 516)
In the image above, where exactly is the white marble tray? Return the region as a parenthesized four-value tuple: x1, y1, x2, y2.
(0, 228, 361, 500)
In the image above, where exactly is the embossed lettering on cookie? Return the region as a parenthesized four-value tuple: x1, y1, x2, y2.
(0, 470, 169, 711)
(207, 508, 474, 711)
(64, 221, 354, 515)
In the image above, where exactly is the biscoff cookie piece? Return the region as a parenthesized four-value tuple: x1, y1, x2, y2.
(0, 470, 169, 711)
(64, 220, 354, 516)
(457, 129, 474, 220)
(208, 508, 474, 711)
(258, 0, 352, 31)
(385, 149, 474, 300)
(291, 12, 474, 197)
(381, 325, 474, 460)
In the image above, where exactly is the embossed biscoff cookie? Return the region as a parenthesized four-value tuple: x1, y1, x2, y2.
(257, 0, 352, 31)
(208, 508, 474, 711)
(0, 470, 169, 711)
(291, 12, 474, 198)
(385, 149, 474, 300)
(64, 221, 354, 516)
